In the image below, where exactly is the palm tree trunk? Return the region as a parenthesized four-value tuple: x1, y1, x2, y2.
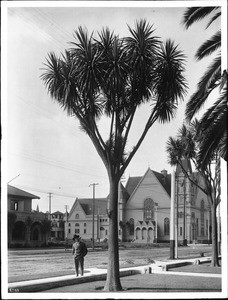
(104, 178, 122, 292)
(211, 198, 219, 266)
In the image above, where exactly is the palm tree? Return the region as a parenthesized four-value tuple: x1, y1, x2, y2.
(182, 6, 227, 166)
(41, 19, 187, 291)
(166, 121, 221, 266)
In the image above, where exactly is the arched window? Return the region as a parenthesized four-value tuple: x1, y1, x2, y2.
(129, 218, 134, 235)
(164, 218, 170, 235)
(200, 200, 205, 236)
(75, 213, 79, 219)
(75, 223, 79, 227)
(144, 198, 154, 221)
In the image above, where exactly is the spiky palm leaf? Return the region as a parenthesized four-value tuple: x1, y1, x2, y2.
(124, 19, 161, 103)
(185, 55, 221, 120)
(152, 39, 188, 123)
(166, 136, 183, 166)
(182, 7, 220, 29)
(196, 31, 221, 60)
(197, 82, 227, 165)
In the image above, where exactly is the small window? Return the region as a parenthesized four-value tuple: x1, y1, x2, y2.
(14, 202, 19, 211)
(84, 229, 86, 234)
(84, 223, 86, 227)
(180, 227, 182, 236)
(75, 229, 80, 234)
(68, 229, 71, 233)
(68, 223, 71, 227)
(75, 213, 79, 219)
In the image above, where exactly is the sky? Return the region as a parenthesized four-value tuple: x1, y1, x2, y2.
(2, 1, 226, 214)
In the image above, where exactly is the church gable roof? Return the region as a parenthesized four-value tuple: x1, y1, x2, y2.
(125, 176, 142, 196)
(119, 183, 130, 201)
(78, 198, 107, 215)
(125, 168, 171, 201)
(153, 171, 171, 196)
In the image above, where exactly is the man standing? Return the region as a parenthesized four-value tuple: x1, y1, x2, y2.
(72, 235, 88, 276)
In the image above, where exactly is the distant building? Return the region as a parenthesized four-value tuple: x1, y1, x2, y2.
(7, 185, 49, 247)
(66, 198, 108, 241)
(66, 162, 210, 244)
(50, 211, 65, 240)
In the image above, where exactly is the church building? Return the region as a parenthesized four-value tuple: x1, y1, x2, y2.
(66, 162, 210, 244)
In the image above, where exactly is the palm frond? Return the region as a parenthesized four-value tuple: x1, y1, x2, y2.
(185, 55, 221, 120)
(206, 11, 221, 28)
(152, 39, 188, 123)
(182, 7, 219, 29)
(124, 19, 161, 104)
(197, 82, 227, 166)
(195, 30, 221, 60)
(166, 137, 183, 166)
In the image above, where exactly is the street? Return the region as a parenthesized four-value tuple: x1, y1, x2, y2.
(8, 244, 213, 282)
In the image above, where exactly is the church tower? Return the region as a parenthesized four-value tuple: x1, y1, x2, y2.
(175, 159, 192, 245)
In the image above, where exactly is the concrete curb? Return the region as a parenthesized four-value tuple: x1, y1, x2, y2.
(8, 256, 218, 293)
(8, 268, 141, 293)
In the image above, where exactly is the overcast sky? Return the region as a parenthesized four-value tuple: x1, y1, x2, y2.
(3, 1, 226, 213)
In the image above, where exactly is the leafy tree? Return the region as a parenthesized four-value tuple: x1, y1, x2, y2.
(41, 218, 52, 246)
(41, 19, 187, 291)
(166, 121, 221, 266)
(8, 212, 17, 246)
(25, 216, 33, 244)
(182, 7, 227, 167)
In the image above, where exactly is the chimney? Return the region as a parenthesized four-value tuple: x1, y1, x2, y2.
(161, 169, 167, 177)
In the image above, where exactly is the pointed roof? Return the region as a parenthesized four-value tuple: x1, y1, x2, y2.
(52, 211, 63, 215)
(125, 168, 171, 198)
(119, 183, 130, 201)
(77, 198, 108, 215)
(153, 171, 171, 196)
(125, 176, 141, 196)
(8, 185, 40, 199)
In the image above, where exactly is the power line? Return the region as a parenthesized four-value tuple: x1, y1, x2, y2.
(13, 184, 78, 199)
(12, 9, 64, 53)
(9, 150, 107, 179)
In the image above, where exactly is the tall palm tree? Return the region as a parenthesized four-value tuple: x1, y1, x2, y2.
(166, 121, 221, 266)
(41, 19, 187, 291)
(182, 6, 227, 166)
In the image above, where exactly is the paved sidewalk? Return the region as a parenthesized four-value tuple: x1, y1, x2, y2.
(8, 256, 222, 293)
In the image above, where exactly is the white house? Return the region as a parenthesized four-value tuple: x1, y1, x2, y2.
(66, 161, 210, 244)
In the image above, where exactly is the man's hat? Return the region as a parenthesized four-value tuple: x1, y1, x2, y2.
(73, 234, 80, 240)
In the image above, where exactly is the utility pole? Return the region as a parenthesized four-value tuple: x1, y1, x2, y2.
(89, 183, 99, 250)
(48, 193, 53, 214)
(64, 205, 69, 239)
